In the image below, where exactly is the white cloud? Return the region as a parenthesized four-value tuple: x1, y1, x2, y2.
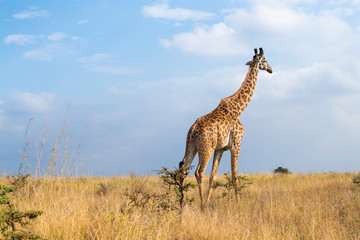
(108, 87, 136, 96)
(244, 0, 317, 6)
(13, 9, 48, 19)
(0, 109, 4, 129)
(160, 23, 248, 55)
(160, 2, 354, 59)
(142, 3, 215, 21)
(224, 4, 351, 51)
(78, 53, 113, 63)
(76, 20, 88, 24)
(92, 66, 141, 75)
(13, 92, 55, 113)
(47, 32, 68, 41)
(258, 63, 328, 99)
(331, 94, 360, 106)
(71, 36, 81, 41)
(330, 94, 360, 133)
(79, 54, 139, 75)
(24, 44, 75, 61)
(332, 107, 360, 132)
(4, 34, 36, 45)
(257, 61, 360, 101)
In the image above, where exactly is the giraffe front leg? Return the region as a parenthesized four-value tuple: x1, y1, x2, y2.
(230, 121, 244, 201)
(206, 149, 224, 204)
(230, 148, 240, 201)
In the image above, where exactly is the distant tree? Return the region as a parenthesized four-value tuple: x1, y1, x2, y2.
(273, 167, 292, 174)
(352, 173, 360, 186)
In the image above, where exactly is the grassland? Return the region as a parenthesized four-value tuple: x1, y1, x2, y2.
(1, 172, 360, 239)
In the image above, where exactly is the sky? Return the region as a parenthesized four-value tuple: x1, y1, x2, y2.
(1, 0, 360, 176)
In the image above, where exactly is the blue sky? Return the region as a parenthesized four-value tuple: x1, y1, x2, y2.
(1, 0, 360, 176)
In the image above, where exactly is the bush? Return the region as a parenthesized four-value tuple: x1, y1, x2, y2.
(157, 166, 197, 210)
(274, 167, 292, 174)
(352, 173, 360, 186)
(212, 173, 252, 199)
(0, 183, 44, 239)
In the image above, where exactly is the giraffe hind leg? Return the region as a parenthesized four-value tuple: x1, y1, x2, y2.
(195, 149, 212, 209)
(206, 149, 224, 204)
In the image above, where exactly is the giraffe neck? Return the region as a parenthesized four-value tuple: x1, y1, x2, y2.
(225, 64, 259, 116)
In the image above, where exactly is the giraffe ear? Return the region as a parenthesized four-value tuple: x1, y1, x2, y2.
(246, 61, 252, 66)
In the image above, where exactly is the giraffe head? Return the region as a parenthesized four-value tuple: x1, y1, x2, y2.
(246, 48, 273, 74)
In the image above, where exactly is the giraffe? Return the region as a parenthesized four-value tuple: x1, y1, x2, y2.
(179, 48, 273, 208)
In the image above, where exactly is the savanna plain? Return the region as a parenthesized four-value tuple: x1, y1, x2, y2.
(1, 172, 360, 240)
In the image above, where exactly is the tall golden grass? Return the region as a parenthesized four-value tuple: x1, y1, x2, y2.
(18, 108, 82, 178)
(1, 172, 360, 239)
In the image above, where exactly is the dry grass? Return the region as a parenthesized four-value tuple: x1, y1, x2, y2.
(1, 172, 360, 239)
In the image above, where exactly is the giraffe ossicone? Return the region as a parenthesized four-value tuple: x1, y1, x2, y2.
(179, 48, 273, 208)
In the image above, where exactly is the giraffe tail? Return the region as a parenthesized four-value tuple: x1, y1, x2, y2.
(179, 124, 197, 171)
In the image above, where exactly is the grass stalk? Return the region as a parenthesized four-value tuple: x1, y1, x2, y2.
(19, 105, 81, 178)
(18, 117, 33, 174)
(35, 108, 50, 177)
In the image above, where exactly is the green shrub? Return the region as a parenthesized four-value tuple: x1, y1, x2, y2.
(0, 183, 44, 239)
(212, 172, 252, 199)
(157, 166, 197, 210)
